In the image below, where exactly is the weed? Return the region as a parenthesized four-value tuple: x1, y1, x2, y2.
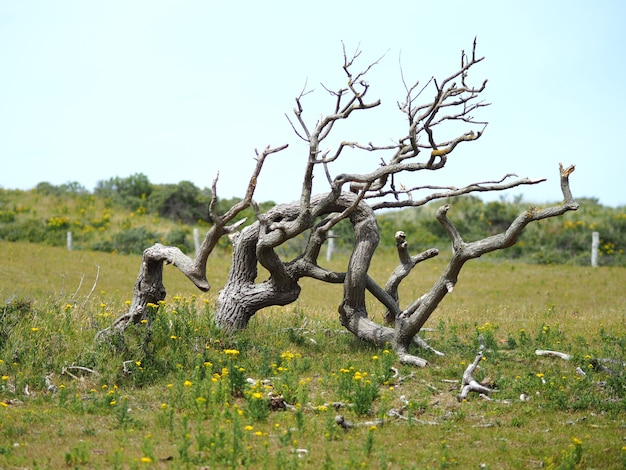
(364, 425, 376, 456)
(245, 385, 270, 422)
(544, 437, 583, 469)
(64, 440, 90, 466)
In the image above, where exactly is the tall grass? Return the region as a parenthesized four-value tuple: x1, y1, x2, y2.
(1, 240, 626, 468)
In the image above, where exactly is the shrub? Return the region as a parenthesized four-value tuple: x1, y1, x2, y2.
(148, 181, 211, 224)
(93, 227, 159, 255)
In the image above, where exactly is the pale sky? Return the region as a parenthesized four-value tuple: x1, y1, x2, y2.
(1, 1, 625, 207)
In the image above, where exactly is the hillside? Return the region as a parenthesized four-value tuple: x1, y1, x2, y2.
(1, 176, 624, 266)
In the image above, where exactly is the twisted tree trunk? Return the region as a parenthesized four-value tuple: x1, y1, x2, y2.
(97, 41, 580, 368)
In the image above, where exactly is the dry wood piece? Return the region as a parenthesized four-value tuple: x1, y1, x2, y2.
(61, 365, 100, 380)
(335, 415, 383, 431)
(535, 349, 573, 361)
(457, 351, 495, 402)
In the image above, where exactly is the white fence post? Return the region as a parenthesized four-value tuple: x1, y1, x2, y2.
(67, 231, 72, 251)
(591, 231, 599, 267)
(326, 230, 335, 261)
(193, 228, 200, 256)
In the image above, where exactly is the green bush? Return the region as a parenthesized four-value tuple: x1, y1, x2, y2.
(0, 219, 49, 244)
(148, 181, 211, 224)
(92, 227, 159, 255)
(94, 173, 152, 211)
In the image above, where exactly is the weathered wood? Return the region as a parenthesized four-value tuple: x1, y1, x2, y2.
(457, 345, 496, 401)
(100, 42, 579, 370)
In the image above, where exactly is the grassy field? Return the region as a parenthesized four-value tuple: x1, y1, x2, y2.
(1, 240, 626, 469)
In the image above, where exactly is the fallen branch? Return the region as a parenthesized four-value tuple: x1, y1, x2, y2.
(389, 367, 417, 384)
(478, 393, 511, 404)
(535, 349, 572, 361)
(536, 349, 626, 375)
(387, 408, 439, 425)
(61, 365, 100, 380)
(457, 350, 495, 402)
(335, 414, 383, 430)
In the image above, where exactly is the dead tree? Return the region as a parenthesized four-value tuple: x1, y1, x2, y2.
(97, 40, 579, 366)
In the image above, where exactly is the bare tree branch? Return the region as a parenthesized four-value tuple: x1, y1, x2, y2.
(393, 164, 578, 351)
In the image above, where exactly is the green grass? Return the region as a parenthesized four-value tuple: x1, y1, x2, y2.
(1, 240, 626, 468)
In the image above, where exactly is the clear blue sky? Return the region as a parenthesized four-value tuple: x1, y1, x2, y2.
(2, 1, 625, 207)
